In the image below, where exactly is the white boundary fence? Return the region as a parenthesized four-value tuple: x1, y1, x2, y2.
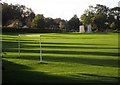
(18, 34, 42, 63)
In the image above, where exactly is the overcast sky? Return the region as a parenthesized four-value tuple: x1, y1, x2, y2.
(1, 0, 120, 20)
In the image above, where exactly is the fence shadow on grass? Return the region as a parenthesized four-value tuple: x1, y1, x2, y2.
(42, 42, 110, 46)
(3, 44, 119, 68)
(2, 60, 118, 85)
(3, 45, 118, 57)
(44, 55, 118, 67)
(42, 50, 118, 57)
(42, 45, 118, 50)
(3, 51, 118, 68)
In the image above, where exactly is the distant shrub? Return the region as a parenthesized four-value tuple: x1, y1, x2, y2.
(2, 27, 62, 33)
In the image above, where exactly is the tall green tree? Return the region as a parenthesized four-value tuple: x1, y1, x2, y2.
(91, 13, 107, 31)
(95, 4, 109, 14)
(81, 12, 94, 26)
(2, 3, 21, 26)
(81, 4, 110, 32)
(45, 17, 56, 28)
(81, 5, 95, 26)
(110, 7, 120, 31)
(68, 15, 81, 31)
(31, 14, 45, 28)
(2, 2, 35, 27)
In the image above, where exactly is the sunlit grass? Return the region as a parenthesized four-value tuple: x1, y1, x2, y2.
(2, 33, 119, 84)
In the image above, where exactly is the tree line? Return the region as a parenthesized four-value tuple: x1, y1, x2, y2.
(1, 2, 120, 32)
(81, 4, 120, 32)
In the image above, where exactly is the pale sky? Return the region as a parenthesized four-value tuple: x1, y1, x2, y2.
(1, 0, 120, 20)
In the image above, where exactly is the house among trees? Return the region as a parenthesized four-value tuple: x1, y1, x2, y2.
(7, 19, 19, 28)
(6, 19, 24, 28)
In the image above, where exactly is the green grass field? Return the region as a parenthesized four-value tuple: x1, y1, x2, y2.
(2, 33, 119, 84)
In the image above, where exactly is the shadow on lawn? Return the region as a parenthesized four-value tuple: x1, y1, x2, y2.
(44, 55, 119, 67)
(3, 47, 118, 57)
(3, 43, 119, 68)
(42, 45, 118, 49)
(43, 50, 118, 57)
(42, 42, 110, 46)
(3, 52, 118, 68)
(17, 44, 118, 50)
(6, 49, 117, 57)
(2, 60, 118, 85)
